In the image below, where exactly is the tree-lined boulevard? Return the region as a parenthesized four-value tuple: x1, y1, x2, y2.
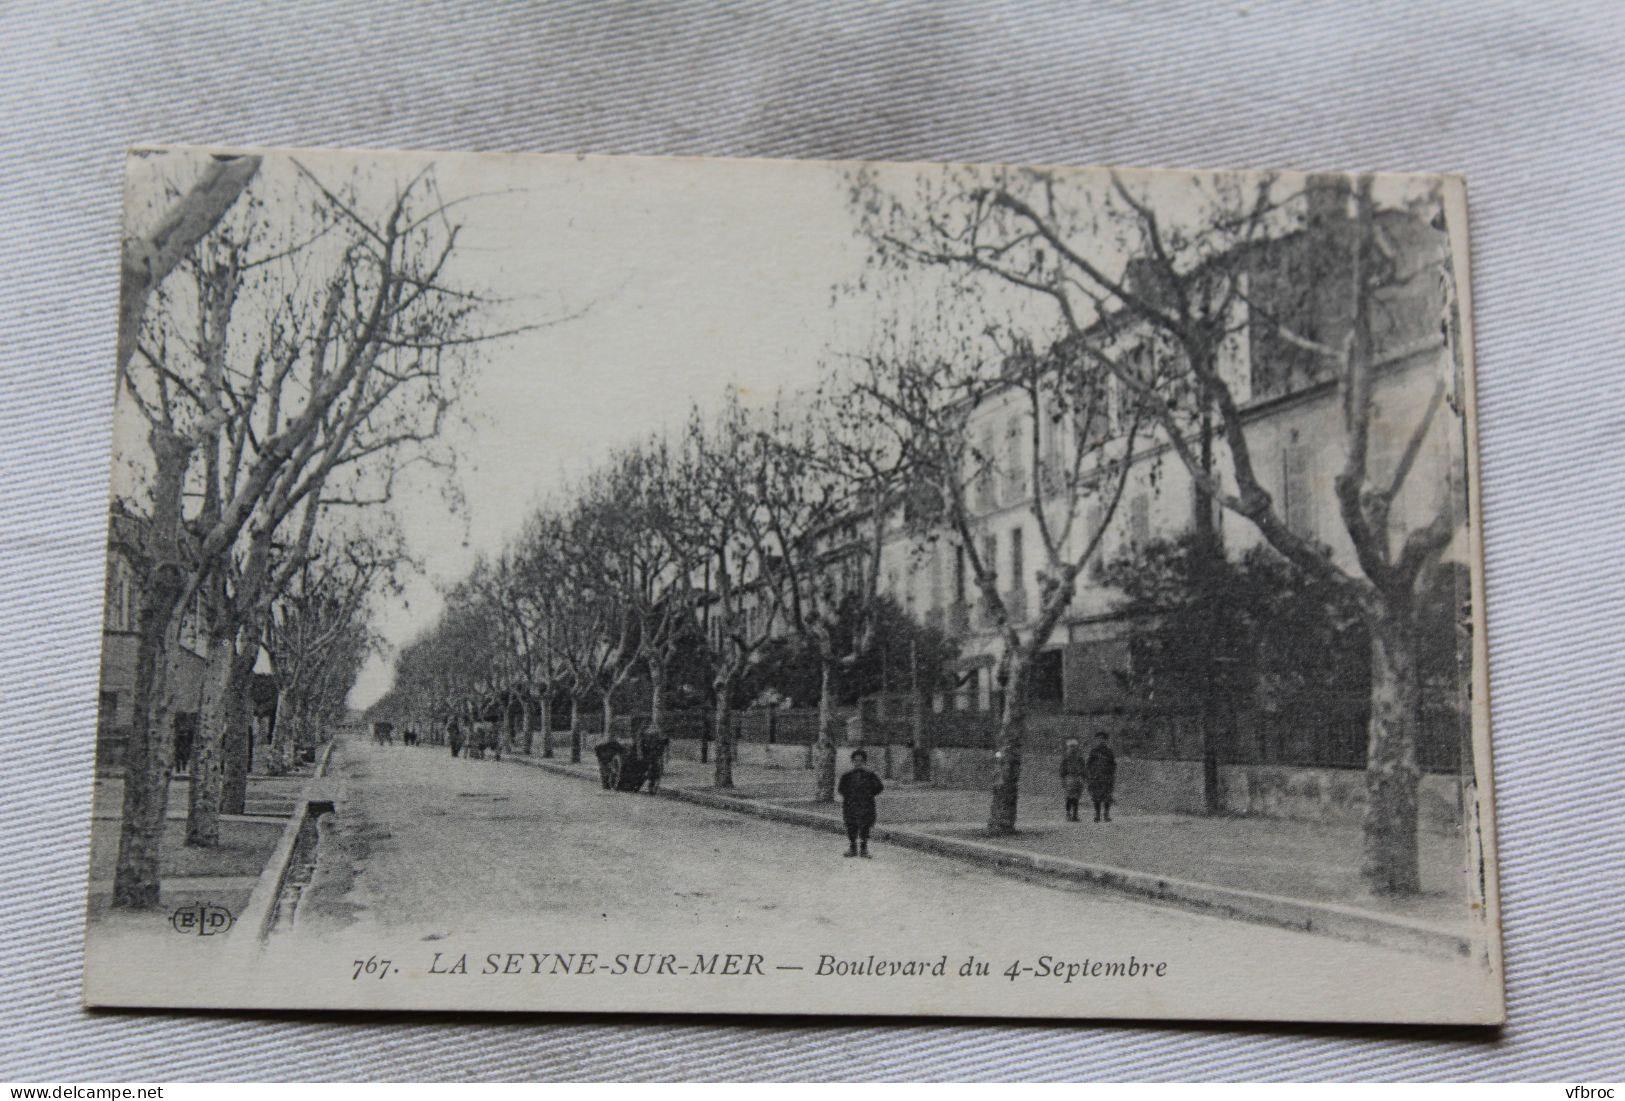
(292, 729, 1476, 986)
(101, 149, 1476, 931)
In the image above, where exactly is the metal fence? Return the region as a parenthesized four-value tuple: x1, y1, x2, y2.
(604, 697, 1467, 774)
(610, 707, 829, 746)
(1099, 700, 1466, 774)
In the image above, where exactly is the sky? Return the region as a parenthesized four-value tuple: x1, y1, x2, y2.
(112, 148, 1021, 711)
(232, 149, 921, 709)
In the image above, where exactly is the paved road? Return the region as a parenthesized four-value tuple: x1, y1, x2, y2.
(288, 733, 1491, 1019)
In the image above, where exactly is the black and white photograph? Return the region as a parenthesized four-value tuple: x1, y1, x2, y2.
(81, 145, 1501, 1024)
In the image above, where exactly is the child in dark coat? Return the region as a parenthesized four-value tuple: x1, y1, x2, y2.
(1085, 731, 1117, 822)
(837, 749, 885, 858)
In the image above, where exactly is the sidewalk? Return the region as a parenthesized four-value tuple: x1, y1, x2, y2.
(86, 769, 315, 922)
(511, 749, 1474, 957)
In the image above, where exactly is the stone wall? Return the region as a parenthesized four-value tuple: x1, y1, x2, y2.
(662, 736, 1465, 835)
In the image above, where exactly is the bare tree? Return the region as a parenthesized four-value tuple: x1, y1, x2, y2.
(109, 156, 262, 909)
(508, 511, 576, 757)
(112, 155, 513, 900)
(585, 443, 703, 753)
(666, 398, 787, 788)
(174, 161, 494, 844)
(846, 334, 1147, 832)
(264, 524, 399, 772)
(737, 390, 900, 802)
(554, 490, 642, 762)
(118, 153, 260, 375)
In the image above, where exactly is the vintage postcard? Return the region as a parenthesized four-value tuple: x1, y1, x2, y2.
(84, 145, 1503, 1024)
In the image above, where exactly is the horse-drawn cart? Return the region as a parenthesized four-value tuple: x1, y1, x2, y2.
(595, 735, 670, 793)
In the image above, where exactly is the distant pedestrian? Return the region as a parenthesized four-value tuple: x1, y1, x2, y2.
(641, 732, 670, 794)
(594, 734, 624, 789)
(1060, 736, 1087, 822)
(447, 718, 464, 758)
(1086, 730, 1117, 822)
(837, 749, 885, 858)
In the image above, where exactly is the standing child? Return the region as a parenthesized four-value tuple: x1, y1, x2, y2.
(1085, 730, 1117, 822)
(837, 749, 885, 858)
(1060, 736, 1087, 821)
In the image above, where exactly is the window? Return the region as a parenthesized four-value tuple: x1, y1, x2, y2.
(178, 590, 206, 654)
(928, 544, 943, 611)
(975, 426, 997, 512)
(1283, 444, 1317, 539)
(104, 554, 133, 632)
(1041, 410, 1067, 495)
(982, 534, 998, 592)
(1129, 494, 1151, 549)
(1009, 527, 1025, 595)
(98, 691, 118, 730)
(1005, 414, 1026, 504)
(954, 545, 967, 604)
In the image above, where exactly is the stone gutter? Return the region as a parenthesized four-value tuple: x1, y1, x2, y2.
(231, 740, 339, 945)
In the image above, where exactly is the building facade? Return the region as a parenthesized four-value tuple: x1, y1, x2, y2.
(866, 197, 1470, 769)
(97, 508, 210, 771)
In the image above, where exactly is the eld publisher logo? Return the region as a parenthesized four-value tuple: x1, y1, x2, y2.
(169, 901, 234, 936)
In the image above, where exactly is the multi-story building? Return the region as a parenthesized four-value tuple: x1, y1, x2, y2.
(870, 192, 1467, 754)
(97, 507, 210, 770)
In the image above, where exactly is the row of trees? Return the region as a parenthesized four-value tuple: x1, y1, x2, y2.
(109, 154, 497, 909)
(379, 164, 1466, 897)
(376, 388, 950, 798)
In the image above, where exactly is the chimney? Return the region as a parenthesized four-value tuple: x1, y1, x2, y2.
(1304, 173, 1354, 237)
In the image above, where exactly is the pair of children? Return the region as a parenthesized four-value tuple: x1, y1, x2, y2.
(1060, 731, 1117, 822)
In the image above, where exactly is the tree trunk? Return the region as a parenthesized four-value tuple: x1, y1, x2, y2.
(647, 656, 667, 739)
(987, 656, 1029, 834)
(568, 695, 583, 763)
(521, 694, 537, 754)
(575, 695, 594, 763)
(220, 645, 257, 815)
(1192, 409, 1223, 814)
(713, 674, 736, 789)
(110, 539, 189, 909)
(186, 628, 235, 847)
(266, 684, 296, 775)
(911, 682, 931, 782)
(117, 155, 260, 375)
(112, 425, 197, 909)
(543, 695, 557, 758)
(1361, 606, 1423, 895)
(813, 658, 837, 802)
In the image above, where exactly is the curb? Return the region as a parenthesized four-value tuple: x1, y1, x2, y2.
(512, 754, 1469, 959)
(232, 743, 341, 945)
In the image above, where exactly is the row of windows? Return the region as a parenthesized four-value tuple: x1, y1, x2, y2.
(708, 416, 1438, 646)
(886, 489, 1163, 625)
(104, 553, 208, 652)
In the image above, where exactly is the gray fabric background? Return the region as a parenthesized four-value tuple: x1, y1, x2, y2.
(2, 0, 1622, 1082)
